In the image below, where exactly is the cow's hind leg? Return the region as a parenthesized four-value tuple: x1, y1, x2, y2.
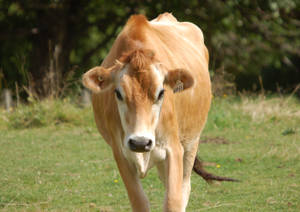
(157, 161, 166, 185)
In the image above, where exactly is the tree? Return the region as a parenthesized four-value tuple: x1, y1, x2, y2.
(0, 0, 134, 98)
(0, 0, 299, 99)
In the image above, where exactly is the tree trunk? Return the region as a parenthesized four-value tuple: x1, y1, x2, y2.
(29, 6, 72, 99)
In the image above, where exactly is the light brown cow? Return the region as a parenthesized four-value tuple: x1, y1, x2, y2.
(83, 13, 229, 212)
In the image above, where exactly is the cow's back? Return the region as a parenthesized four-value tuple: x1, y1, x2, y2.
(149, 13, 211, 144)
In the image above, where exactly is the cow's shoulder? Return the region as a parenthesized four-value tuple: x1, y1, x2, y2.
(151, 12, 178, 23)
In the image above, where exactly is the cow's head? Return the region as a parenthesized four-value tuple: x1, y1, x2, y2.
(83, 49, 194, 153)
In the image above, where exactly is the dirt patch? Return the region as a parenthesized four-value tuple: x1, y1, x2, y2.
(199, 136, 230, 144)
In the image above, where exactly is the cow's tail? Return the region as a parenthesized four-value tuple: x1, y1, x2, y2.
(193, 156, 240, 183)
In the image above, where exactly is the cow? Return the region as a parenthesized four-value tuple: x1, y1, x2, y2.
(83, 13, 235, 212)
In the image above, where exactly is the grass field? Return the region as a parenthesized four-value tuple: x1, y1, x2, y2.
(0, 95, 299, 211)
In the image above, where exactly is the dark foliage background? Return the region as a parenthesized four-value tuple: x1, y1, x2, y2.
(0, 0, 299, 98)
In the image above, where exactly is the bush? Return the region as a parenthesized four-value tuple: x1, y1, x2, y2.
(0, 98, 93, 129)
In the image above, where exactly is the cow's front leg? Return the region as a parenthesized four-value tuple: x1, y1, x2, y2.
(112, 149, 150, 212)
(182, 137, 200, 209)
(164, 144, 184, 212)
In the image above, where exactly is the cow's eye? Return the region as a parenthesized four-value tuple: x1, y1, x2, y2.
(156, 89, 165, 102)
(114, 89, 123, 101)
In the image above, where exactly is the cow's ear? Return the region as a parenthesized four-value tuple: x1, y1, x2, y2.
(164, 69, 194, 93)
(82, 66, 114, 93)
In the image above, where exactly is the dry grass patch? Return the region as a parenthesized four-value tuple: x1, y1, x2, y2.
(236, 95, 300, 122)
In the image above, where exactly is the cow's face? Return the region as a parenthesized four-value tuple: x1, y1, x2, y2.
(83, 49, 194, 153)
(114, 63, 165, 152)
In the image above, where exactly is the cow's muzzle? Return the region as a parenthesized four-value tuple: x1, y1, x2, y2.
(128, 136, 153, 152)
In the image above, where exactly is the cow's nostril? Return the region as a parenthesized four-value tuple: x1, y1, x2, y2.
(145, 139, 152, 151)
(129, 139, 134, 145)
(128, 139, 137, 151)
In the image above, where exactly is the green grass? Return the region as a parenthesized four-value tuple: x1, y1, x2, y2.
(0, 96, 299, 211)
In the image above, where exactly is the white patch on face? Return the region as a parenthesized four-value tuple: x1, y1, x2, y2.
(151, 63, 165, 127)
(152, 64, 165, 87)
(114, 65, 127, 99)
(114, 65, 128, 136)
